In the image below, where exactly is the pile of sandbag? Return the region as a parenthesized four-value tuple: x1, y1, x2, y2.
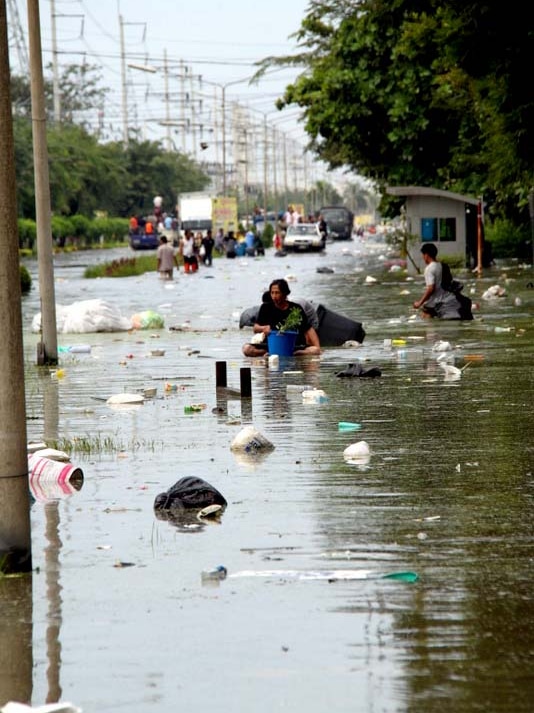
(32, 299, 164, 333)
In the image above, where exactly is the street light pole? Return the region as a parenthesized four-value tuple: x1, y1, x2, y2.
(222, 84, 227, 194)
(218, 74, 256, 195)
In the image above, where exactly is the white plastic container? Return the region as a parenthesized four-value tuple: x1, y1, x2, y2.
(268, 354, 279, 368)
(302, 388, 328, 404)
(28, 454, 83, 483)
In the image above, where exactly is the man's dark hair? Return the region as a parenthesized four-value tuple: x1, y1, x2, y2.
(421, 243, 438, 258)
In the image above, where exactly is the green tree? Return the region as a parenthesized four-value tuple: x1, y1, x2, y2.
(262, 0, 533, 226)
(10, 65, 108, 126)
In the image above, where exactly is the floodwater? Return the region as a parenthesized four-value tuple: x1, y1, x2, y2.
(2, 240, 534, 713)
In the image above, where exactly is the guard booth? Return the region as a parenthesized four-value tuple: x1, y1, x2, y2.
(386, 186, 484, 274)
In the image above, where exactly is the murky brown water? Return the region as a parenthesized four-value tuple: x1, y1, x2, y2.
(1, 240, 533, 712)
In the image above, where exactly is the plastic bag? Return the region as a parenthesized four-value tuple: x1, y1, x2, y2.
(130, 310, 165, 329)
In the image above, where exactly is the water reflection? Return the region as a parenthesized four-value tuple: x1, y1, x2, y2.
(15, 247, 534, 712)
(0, 576, 32, 704)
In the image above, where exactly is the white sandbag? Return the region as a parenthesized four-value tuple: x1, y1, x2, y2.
(230, 425, 274, 453)
(32, 299, 132, 334)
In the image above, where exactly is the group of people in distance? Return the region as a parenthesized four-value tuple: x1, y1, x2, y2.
(156, 229, 215, 279)
(160, 237, 472, 354)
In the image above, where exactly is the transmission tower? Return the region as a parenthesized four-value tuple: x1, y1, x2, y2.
(7, 0, 29, 74)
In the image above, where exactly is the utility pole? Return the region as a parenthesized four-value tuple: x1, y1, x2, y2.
(476, 199, 483, 276)
(263, 114, 268, 218)
(180, 60, 186, 153)
(283, 133, 289, 205)
(0, 0, 32, 573)
(50, 0, 60, 123)
(271, 126, 277, 209)
(163, 49, 171, 151)
(28, 0, 58, 366)
(118, 13, 128, 146)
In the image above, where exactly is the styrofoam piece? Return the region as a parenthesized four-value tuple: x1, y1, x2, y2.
(106, 393, 145, 405)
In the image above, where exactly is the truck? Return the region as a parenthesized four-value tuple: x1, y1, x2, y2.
(178, 192, 214, 234)
(319, 205, 354, 241)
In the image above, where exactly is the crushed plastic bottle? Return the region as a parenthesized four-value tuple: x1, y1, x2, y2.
(184, 403, 207, 413)
(201, 565, 227, 582)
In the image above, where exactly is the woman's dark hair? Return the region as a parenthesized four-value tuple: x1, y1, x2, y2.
(269, 278, 291, 296)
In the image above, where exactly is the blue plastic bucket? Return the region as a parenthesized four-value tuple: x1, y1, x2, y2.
(267, 330, 298, 356)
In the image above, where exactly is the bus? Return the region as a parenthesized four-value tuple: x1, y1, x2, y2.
(319, 205, 354, 241)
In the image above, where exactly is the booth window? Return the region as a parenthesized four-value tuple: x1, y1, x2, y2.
(421, 217, 456, 242)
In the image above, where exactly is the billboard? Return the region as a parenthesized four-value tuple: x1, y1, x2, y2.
(212, 197, 238, 234)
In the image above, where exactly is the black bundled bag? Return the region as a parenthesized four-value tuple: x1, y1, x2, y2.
(154, 477, 227, 512)
(335, 363, 382, 378)
(441, 263, 473, 321)
(316, 304, 366, 346)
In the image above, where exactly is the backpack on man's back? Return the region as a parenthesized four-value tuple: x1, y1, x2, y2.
(441, 262, 473, 320)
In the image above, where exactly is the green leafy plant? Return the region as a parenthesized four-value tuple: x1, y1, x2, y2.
(20, 264, 32, 293)
(276, 306, 303, 333)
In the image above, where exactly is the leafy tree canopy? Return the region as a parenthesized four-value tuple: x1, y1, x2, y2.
(11, 64, 108, 127)
(13, 116, 209, 219)
(260, 0, 533, 224)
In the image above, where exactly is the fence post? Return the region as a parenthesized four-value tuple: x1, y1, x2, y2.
(215, 361, 227, 388)
(240, 367, 252, 398)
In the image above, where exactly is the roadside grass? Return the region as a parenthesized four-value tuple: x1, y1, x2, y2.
(84, 255, 158, 278)
(48, 435, 161, 454)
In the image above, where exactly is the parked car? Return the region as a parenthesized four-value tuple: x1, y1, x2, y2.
(283, 223, 326, 252)
(129, 232, 159, 250)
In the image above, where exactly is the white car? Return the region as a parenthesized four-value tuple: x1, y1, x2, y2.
(283, 224, 326, 252)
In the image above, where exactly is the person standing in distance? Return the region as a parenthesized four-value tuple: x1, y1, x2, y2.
(156, 235, 179, 280)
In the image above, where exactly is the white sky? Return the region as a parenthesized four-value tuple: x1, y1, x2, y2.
(10, 0, 311, 142)
(8, 0, 356, 192)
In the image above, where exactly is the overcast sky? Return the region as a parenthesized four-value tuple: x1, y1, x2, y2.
(10, 0, 312, 141)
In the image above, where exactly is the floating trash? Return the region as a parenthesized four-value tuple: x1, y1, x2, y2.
(302, 388, 328, 404)
(343, 441, 370, 459)
(432, 340, 452, 352)
(106, 393, 144, 405)
(230, 425, 274, 453)
(338, 422, 362, 432)
(184, 403, 207, 413)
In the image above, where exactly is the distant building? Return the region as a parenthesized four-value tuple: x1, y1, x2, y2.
(386, 186, 484, 273)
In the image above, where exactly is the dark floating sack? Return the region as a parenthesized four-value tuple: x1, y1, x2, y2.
(154, 476, 227, 512)
(239, 305, 259, 329)
(316, 304, 366, 346)
(335, 363, 382, 378)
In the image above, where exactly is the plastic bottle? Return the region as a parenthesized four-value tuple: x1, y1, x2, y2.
(184, 403, 206, 413)
(68, 344, 92, 354)
(338, 422, 362, 431)
(286, 384, 310, 394)
(201, 565, 227, 582)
